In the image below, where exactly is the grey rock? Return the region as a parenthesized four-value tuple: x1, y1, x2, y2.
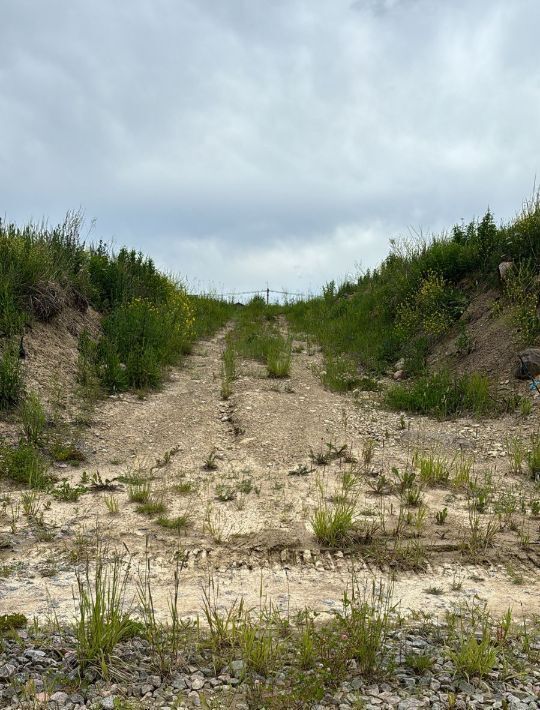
(0, 664, 16, 680)
(190, 677, 205, 691)
(188, 690, 200, 706)
(499, 261, 514, 281)
(172, 675, 187, 689)
(50, 691, 70, 705)
(230, 659, 245, 675)
(101, 697, 115, 710)
(515, 348, 540, 379)
(457, 679, 477, 696)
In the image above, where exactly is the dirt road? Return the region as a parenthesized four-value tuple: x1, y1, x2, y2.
(1, 327, 539, 623)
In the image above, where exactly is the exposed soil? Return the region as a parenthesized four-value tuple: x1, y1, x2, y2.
(429, 287, 528, 377)
(1, 323, 540, 626)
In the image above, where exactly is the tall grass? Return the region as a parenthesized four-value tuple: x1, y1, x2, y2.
(385, 370, 521, 419)
(286, 197, 540, 376)
(228, 297, 292, 378)
(75, 546, 136, 676)
(0, 212, 88, 337)
(0, 346, 24, 410)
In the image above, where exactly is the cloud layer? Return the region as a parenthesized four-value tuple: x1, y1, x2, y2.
(1, 0, 539, 294)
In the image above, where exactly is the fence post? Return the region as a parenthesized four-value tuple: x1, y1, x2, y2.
(266, 287, 269, 305)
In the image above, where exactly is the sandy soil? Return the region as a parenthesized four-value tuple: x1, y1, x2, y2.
(1, 326, 539, 625)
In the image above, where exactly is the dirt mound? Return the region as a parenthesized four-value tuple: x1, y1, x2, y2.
(429, 287, 528, 378)
(233, 526, 311, 552)
(0, 306, 101, 446)
(22, 305, 101, 409)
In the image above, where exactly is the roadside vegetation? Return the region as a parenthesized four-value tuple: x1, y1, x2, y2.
(286, 194, 540, 399)
(0, 212, 232, 490)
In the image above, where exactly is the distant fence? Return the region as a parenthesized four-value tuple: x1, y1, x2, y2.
(190, 288, 309, 304)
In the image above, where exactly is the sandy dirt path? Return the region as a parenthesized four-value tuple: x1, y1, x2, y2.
(1, 326, 539, 624)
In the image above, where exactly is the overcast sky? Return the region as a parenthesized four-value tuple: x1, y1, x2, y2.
(1, 1, 539, 296)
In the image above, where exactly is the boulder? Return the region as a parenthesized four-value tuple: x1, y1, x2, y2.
(498, 261, 514, 281)
(514, 348, 540, 379)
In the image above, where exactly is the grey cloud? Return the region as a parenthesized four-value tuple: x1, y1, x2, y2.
(1, 0, 539, 292)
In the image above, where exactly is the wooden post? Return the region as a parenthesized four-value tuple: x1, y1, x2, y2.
(266, 287, 269, 305)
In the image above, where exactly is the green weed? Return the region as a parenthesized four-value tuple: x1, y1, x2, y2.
(157, 514, 190, 531)
(19, 392, 47, 445)
(0, 442, 50, 489)
(75, 546, 137, 676)
(386, 370, 519, 419)
(0, 346, 24, 410)
(311, 500, 355, 546)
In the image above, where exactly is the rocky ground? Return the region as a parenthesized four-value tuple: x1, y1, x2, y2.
(0, 621, 538, 709)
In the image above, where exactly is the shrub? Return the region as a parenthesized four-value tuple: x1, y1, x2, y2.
(395, 270, 466, 341)
(0, 346, 24, 410)
(97, 292, 193, 391)
(286, 198, 540, 374)
(321, 353, 360, 392)
(0, 613, 28, 633)
(502, 262, 540, 345)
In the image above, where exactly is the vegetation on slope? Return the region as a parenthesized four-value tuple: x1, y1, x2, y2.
(0, 211, 232, 401)
(286, 195, 540, 409)
(0, 212, 232, 488)
(287, 196, 540, 375)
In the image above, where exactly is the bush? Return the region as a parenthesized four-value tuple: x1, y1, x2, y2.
(1, 215, 234, 398)
(321, 353, 361, 392)
(83, 282, 225, 393)
(0, 346, 24, 410)
(0, 613, 27, 633)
